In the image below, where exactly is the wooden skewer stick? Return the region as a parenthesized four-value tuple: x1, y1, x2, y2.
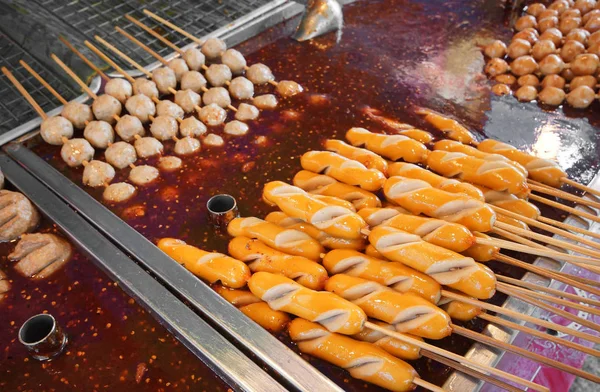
(96, 33, 152, 79)
(84, 40, 136, 84)
(442, 289, 600, 344)
(529, 193, 600, 224)
(529, 179, 600, 209)
(59, 36, 110, 82)
(364, 321, 549, 392)
(143, 9, 204, 46)
(451, 324, 600, 383)
(19, 60, 68, 106)
(1, 67, 48, 120)
(478, 313, 600, 358)
(537, 214, 600, 242)
(561, 177, 600, 199)
(125, 15, 184, 55)
(412, 378, 444, 392)
(51, 54, 98, 99)
(114, 26, 168, 66)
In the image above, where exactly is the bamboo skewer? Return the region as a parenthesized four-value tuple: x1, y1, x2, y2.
(113, 26, 168, 66)
(59, 36, 110, 82)
(143, 9, 204, 46)
(96, 34, 152, 78)
(529, 193, 600, 224)
(125, 15, 184, 55)
(412, 378, 444, 392)
(537, 215, 600, 242)
(19, 60, 69, 106)
(83, 40, 136, 84)
(51, 54, 98, 100)
(1, 67, 48, 120)
(529, 180, 600, 210)
(562, 177, 600, 199)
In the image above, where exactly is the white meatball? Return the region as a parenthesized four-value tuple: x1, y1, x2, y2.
(181, 71, 207, 93)
(40, 116, 73, 145)
(179, 117, 207, 137)
(156, 100, 184, 119)
(199, 104, 227, 126)
(125, 94, 156, 123)
(183, 48, 205, 71)
(229, 77, 254, 100)
(105, 78, 133, 104)
(235, 103, 259, 121)
(203, 133, 224, 146)
(152, 67, 177, 95)
(203, 87, 231, 108)
(150, 115, 178, 141)
(105, 142, 137, 169)
(133, 78, 159, 99)
(61, 138, 94, 167)
(84, 121, 114, 149)
(253, 94, 278, 110)
(276, 80, 304, 97)
(82, 160, 115, 187)
(246, 63, 274, 85)
(174, 89, 201, 113)
(174, 136, 201, 155)
(206, 64, 232, 87)
(61, 101, 93, 129)
(92, 94, 122, 124)
(224, 120, 249, 136)
(202, 37, 226, 59)
(103, 182, 136, 203)
(115, 115, 145, 142)
(222, 49, 246, 74)
(158, 156, 182, 171)
(134, 137, 164, 158)
(129, 165, 159, 186)
(168, 58, 189, 82)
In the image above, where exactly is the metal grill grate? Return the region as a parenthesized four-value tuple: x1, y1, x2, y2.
(0, 32, 79, 134)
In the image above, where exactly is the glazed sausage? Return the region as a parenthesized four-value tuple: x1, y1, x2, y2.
(288, 319, 418, 392)
(293, 170, 381, 210)
(387, 162, 485, 201)
(345, 127, 429, 163)
(324, 139, 389, 174)
(415, 108, 476, 144)
(214, 286, 290, 332)
(228, 236, 328, 290)
(227, 217, 324, 261)
(301, 151, 386, 191)
(427, 150, 529, 195)
(384, 176, 497, 232)
(322, 249, 441, 303)
(476, 185, 541, 219)
(263, 181, 367, 240)
(396, 128, 433, 144)
(496, 214, 530, 230)
(248, 272, 366, 335)
(157, 238, 250, 288)
(312, 194, 357, 211)
(365, 244, 384, 258)
(438, 294, 483, 322)
(265, 211, 367, 250)
(462, 232, 499, 262)
(369, 226, 497, 299)
(353, 320, 423, 360)
(433, 139, 528, 177)
(358, 207, 476, 253)
(477, 139, 566, 187)
(325, 274, 452, 339)
(361, 107, 434, 143)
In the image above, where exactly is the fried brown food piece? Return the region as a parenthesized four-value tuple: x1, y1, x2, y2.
(10, 233, 72, 279)
(0, 190, 40, 241)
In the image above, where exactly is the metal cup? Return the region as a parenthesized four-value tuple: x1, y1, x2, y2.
(18, 314, 68, 361)
(207, 194, 239, 233)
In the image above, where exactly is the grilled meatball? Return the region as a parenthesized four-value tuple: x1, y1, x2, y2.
(538, 86, 566, 105)
(61, 138, 94, 167)
(152, 67, 177, 95)
(541, 74, 566, 88)
(559, 17, 582, 35)
(179, 117, 207, 137)
(566, 85, 596, 108)
(561, 40, 586, 62)
(571, 53, 600, 75)
(203, 87, 231, 108)
(0, 190, 40, 241)
(129, 165, 159, 186)
(492, 83, 511, 96)
(10, 233, 72, 279)
(158, 156, 182, 171)
(83, 160, 115, 187)
(495, 74, 517, 84)
(134, 137, 164, 158)
(150, 115, 179, 141)
(84, 121, 114, 149)
(125, 94, 156, 123)
(276, 81, 304, 97)
(513, 28, 539, 44)
(168, 58, 189, 82)
(199, 104, 227, 126)
(221, 49, 247, 74)
(105, 78, 133, 104)
(92, 94, 122, 125)
(507, 38, 532, 59)
(181, 71, 207, 93)
(103, 182, 136, 203)
(40, 116, 73, 145)
(539, 54, 565, 74)
(515, 15, 537, 31)
(511, 56, 539, 76)
(246, 63, 274, 85)
(203, 133, 224, 146)
(224, 120, 249, 136)
(61, 101, 93, 129)
(105, 141, 137, 169)
(538, 16, 559, 33)
(548, 0, 569, 13)
(174, 89, 201, 113)
(253, 94, 278, 110)
(174, 136, 201, 155)
(156, 100, 184, 119)
(202, 37, 227, 60)
(570, 75, 597, 89)
(540, 28, 563, 46)
(531, 40, 557, 61)
(229, 77, 254, 100)
(235, 103, 259, 121)
(515, 85, 538, 101)
(565, 28, 590, 45)
(183, 48, 205, 71)
(133, 77, 159, 99)
(206, 64, 232, 87)
(526, 3, 546, 17)
(115, 114, 145, 142)
(483, 40, 507, 58)
(485, 58, 509, 76)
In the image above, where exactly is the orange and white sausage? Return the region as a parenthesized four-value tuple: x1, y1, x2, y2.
(477, 139, 566, 187)
(362, 107, 433, 143)
(157, 238, 250, 288)
(368, 226, 497, 299)
(322, 249, 441, 304)
(415, 108, 476, 144)
(345, 127, 429, 163)
(228, 236, 328, 290)
(496, 214, 530, 230)
(248, 271, 366, 335)
(397, 128, 433, 144)
(462, 233, 499, 262)
(288, 319, 418, 392)
(366, 244, 384, 258)
(227, 216, 324, 261)
(384, 176, 497, 233)
(325, 274, 452, 340)
(263, 181, 367, 240)
(301, 151, 386, 191)
(313, 194, 357, 211)
(427, 150, 529, 195)
(325, 139, 389, 174)
(438, 295, 483, 322)
(353, 320, 423, 360)
(293, 170, 381, 210)
(265, 211, 367, 250)
(387, 162, 484, 201)
(476, 185, 541, 220)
